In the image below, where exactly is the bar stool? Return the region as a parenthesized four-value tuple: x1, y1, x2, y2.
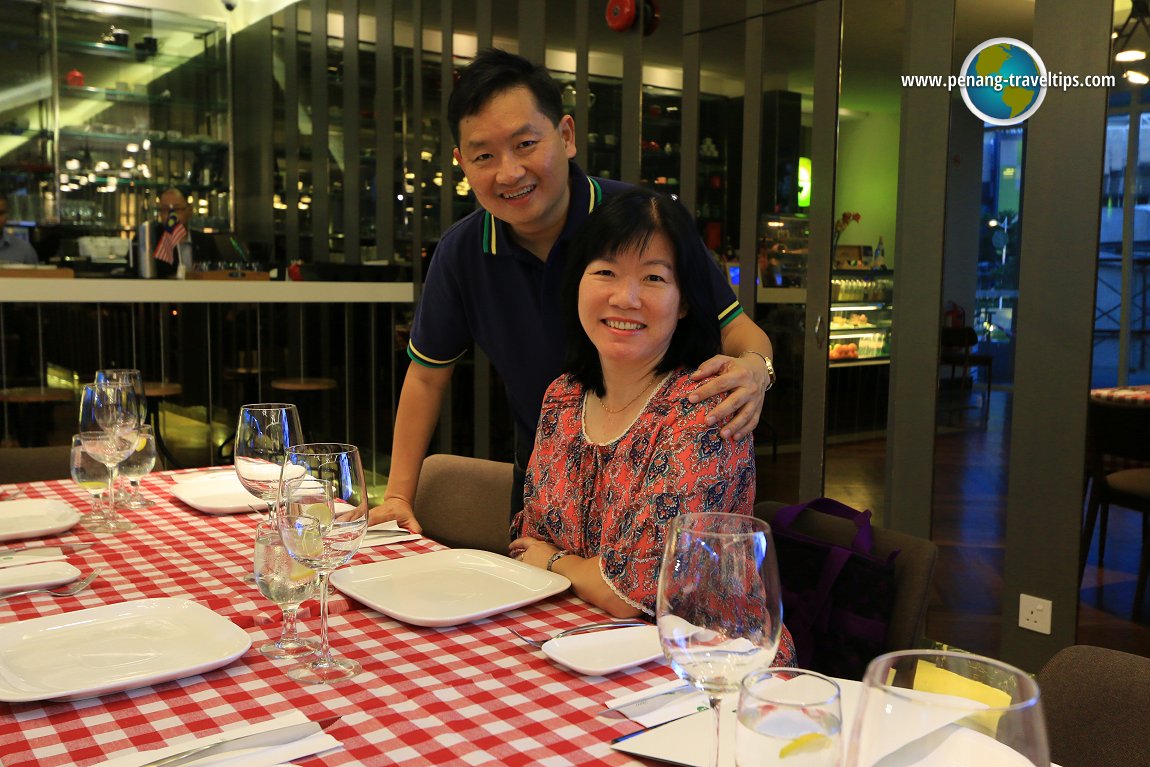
(270, 377, 338, 440)
(143, 380, 183, 469)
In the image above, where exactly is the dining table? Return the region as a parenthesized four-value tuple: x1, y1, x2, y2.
(1089, 383, 1150, 405)
(0, 468, 676, 766)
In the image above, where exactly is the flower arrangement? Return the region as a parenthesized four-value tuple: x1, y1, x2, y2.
(833, 211, 861, 249)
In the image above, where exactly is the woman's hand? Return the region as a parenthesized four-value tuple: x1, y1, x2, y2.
(367, 496, 423, 533)
(688, 354, 766, 440)
(509, 536, 558, 570)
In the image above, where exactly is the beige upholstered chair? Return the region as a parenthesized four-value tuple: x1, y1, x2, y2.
(1038, 645, 1150, 767)
(754, 500, 939, 658)
(0, 444, 73, 484)
(413, 453, 515, 554)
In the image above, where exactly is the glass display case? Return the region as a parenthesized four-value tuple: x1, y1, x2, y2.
(0, 0, 229, 242)
(828, 270, 894, 364)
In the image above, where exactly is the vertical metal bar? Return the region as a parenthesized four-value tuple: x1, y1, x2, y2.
(680, 1, 699, 218)
(574, 0, 589, 166)
(0, 307, 8, 442)
(344, 307, 352, 439)
(311, 0, 330, 261)
(476, 0, 493, 50)
(518, 1, 545, 64)
(620, 14, 642, 185)
(412, 0, 424, 297)
(440, 0, 454, 246)
(738, 0, 764, 315)
(285, 5, 300, 264)
(799, 0, 842, 501)
(369, 303, 377, 476)
(205, 309, 214, 464)
(344, 0, 361, 264)
(375, 0, 394, 267)
(1119, 106, 1139, 385)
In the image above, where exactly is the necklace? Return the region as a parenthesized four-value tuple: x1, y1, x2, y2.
(598, 375, 658, 415)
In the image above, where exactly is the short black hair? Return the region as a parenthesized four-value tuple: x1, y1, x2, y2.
(448, 48, 564, 146)
(561, 190, 722, 395)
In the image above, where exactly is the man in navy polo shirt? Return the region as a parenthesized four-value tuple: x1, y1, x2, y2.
(373, 49, 776, 531)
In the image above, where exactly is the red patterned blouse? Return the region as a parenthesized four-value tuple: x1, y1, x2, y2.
(513, 367, 796, 667)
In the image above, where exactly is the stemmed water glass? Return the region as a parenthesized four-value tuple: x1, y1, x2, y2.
(234, 403, 304, 517)
(119, 424, 157, 508)
(253, 518, 319, 659)
(656, 512, 784, 767)
(95, 368, 148, 505)
(70, 433, 107, 528)
(844, 649, 1049, 766)
(77, 382, 141, 534)
(276, 443, 369, 684)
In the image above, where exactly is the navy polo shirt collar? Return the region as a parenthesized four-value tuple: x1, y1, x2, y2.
(480, 161, 603, 260)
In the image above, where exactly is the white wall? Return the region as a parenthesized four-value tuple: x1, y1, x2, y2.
(834, 112, 901, 267)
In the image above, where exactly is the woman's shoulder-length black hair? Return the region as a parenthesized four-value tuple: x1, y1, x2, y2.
(561, 189, 722, 395)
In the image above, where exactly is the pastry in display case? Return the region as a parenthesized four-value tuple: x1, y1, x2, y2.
(828, 270, 893, 364)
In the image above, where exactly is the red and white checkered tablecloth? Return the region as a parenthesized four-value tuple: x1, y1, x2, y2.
(1090, 384, 1150, 405)
(0, 471, 674, 766)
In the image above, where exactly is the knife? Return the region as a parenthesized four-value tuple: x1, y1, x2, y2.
(139, 716, 341, 767)
(0, 543, 93, 555)
(604, 683, 697, 715)
(364, 528, 416, 538)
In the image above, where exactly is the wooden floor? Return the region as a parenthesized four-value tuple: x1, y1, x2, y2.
(758, 389, 1150, 664)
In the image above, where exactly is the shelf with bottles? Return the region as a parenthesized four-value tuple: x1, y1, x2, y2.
(828, 270, 894, 365)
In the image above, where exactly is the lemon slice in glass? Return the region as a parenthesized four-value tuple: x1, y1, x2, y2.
(304, 501, 333, 527)
(289, 560, 316, 582)
(778, 733, 831, 759)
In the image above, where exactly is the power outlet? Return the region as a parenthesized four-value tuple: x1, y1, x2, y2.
(1019, 594, 1052, 634)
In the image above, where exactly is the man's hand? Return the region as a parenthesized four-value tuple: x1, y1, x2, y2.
(688, 353, 767, 440)
(368, 496, 423, 533)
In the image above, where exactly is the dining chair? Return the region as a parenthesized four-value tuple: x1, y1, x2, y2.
(413, 453, 514, 554)
(1080, 397, 1150, 618)
(937, 325, 992, 429)
(753, 500, 939, 665)
(0, 444, 73, 483)
(1037, 644, 1150, 767)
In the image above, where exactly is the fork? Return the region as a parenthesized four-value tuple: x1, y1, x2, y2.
(0, 568, 102, 601)
(509, 620, 651, 649)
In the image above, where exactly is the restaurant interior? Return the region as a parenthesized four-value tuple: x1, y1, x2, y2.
(1, 2, 1149, 759)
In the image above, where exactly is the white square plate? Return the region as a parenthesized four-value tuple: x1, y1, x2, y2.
(170, 473, 264, 515)
(0, 499, 81, 542)
(331, 549, 570, 627)
(0, 597, 251, 701)
(542, 625, 663, 676)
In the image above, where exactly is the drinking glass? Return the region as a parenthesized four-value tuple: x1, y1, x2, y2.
(118, 424, 156, 508)
(77, 382, 140, 534)
(736, 668, 842, 767)
(95, 369, 149, 506)
(253, 519, 319, 659)
(656, 512, 784, 767)
(70, 434, 107, 528)
(276, 443, 369, 684)
(844, 650, 1049, 767)
(234, 403, 303, 517)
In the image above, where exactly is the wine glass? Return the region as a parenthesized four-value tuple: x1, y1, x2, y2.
(77, 382, 140, 534)
(118, 424, 157, 508)
(276, 443, 369, 684)
(70, 434, 108, 528)
(253, 518, 319, 659)
(736, 668, 842, 767)
(95, 369, 149, 506)
(656, 512, 784, 767)
(844, 650, 1049, 766)
(234, 403, 304, 517)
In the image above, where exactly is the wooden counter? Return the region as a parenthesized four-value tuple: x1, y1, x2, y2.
(0, 279, 414, 304)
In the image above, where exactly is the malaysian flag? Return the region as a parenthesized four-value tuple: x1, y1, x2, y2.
(152, 208, 187, 265)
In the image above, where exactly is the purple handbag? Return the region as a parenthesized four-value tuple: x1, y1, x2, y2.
(771, 497, 899, 679)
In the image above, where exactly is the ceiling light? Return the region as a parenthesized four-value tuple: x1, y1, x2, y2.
(1117, 49, 1147, 62)
(1125, 70, 1150, 85)
(1114, 0, 1150, 63)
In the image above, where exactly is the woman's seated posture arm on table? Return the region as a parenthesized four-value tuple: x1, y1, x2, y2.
(509, 190, 794, 665)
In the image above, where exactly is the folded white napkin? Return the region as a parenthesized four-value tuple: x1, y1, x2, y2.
(0, 550, 66, 569)
(605, 678, 709, 728)
(98, 712, 341, 767)
(359, 521, 420, 548)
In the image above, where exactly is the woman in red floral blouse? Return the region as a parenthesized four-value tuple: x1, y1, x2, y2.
(510, 190, 795, 666)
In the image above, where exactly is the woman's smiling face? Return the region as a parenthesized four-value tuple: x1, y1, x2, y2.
(577, 231, 686, 370)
